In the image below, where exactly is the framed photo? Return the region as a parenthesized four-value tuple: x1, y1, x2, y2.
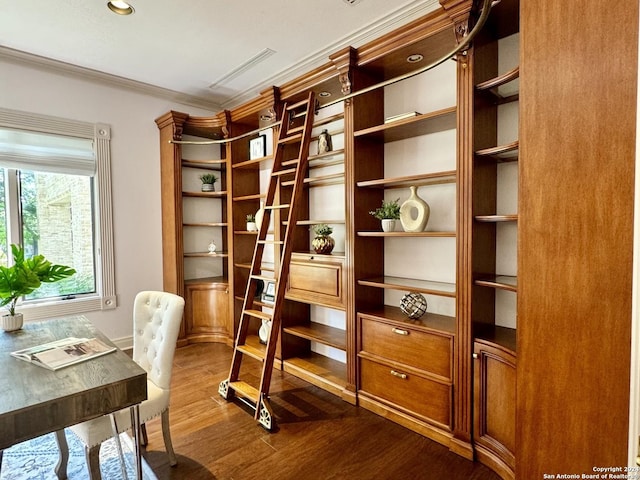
(261, 281, 276, 304)
(249, 134, 267, 160)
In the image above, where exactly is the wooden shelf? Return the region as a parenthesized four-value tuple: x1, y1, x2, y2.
(358, 276, 456, 298)
(183, 222, 228, 227)
(285, 219, 346, 226)
(184, 275, 227, 285)
(354, 106, 457, 143)
(283, 353, 348, 396)
(358, 305, 456, 335)
(474, 215, 518, 223)
(182, 159, 227, 170)
(232, 193, 266, 202)
(357, 170, 456, 189)
(475, 141, 519, 162)
(476, 66, 520, 103)
(312, 113, 344, 128)
(183, 190, 228, 198)
(233, 155, 274, 169)
(358, 231, 456, 237)
(283, 323, 346, 350)
(311, 128, 344, 143)
(184, 251, 229, 258)
(282, 173, 344, 188)
(474, 324, 517, 354)
(475, 275, 517, 292)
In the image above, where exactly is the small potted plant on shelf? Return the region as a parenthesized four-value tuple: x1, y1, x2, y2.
(311, 224, 335, 254)
(0, 244, 76, 332)
(369, 198, 401, 232)
(246, 214, 257, 232)
(199, 173, 218, 192)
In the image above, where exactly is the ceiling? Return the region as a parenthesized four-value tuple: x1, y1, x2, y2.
(0, 0, 441, 111)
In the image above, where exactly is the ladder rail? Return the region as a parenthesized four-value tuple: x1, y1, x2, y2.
(222, 92, 316, 429)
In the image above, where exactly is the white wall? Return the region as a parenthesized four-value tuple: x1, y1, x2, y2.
(0, 59, 216, 342)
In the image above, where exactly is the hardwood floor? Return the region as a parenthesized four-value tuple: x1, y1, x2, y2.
(142, 343, 500, 480)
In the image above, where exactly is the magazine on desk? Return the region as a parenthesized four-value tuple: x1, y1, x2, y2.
(11, 337, 117, 371)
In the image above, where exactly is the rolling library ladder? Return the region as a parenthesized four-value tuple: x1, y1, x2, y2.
(218, 92, 315, 430)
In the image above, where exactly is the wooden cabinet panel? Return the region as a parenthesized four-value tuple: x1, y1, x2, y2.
(474, 340, 515, 480)
(184, 281, 230, 343)
(360, 316, 453, 380)
(359, 356, 451, 429)
(286, 254, 345, 309)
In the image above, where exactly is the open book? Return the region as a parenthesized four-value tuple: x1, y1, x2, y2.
(11, 337, 117, 371)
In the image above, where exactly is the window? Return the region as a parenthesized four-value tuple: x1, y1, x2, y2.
(0, 108, 116, 320)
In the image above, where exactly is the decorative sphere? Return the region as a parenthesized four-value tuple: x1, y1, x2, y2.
(400, 292, 428, 319)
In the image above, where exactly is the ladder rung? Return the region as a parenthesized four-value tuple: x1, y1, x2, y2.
(258, 240, 284, 245)
(236, 342, 266, 362)
(265, 204, 290, 210)
(282, 159, 300, 167)
(251, 274, 276, 282)
(228, 381, 260, 404)
(286, 99, 310, 111)
(244, 309, 272, 321)
(272, 168, 297, 176)
(279, 133, 303, 145)
(287, 125, 304, 135)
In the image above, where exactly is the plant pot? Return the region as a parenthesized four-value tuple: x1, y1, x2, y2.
(312, 235, 335, 254)
(247, 222, 257, 232)
(381, 219, 397, 232)
(201, 183, 216, 192)
(1, 313, 23, 332)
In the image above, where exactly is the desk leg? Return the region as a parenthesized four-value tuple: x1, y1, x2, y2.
(54, 430, 68, 480)
(130, 405, 142, 480)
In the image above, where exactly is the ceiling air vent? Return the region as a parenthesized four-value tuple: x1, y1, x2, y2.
(343, 0, 364, 5)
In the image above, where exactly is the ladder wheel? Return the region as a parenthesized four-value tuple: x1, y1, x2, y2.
(218, 379, 230, 399)
(258, 397, 275, 431)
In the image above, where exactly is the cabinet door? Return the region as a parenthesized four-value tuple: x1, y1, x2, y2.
(285, 254, 345, 309)
(474, 341, 515, 478)
(184, 282, 230, 342)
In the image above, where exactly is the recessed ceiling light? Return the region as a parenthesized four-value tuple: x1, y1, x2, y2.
(407, 54, 424, 63)
(318, 91, 331, 98)
(107, 1, 134, 15)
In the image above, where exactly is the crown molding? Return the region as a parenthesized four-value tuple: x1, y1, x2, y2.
(0, 0, 438, 114)
(0, 46, 221, 112)
(221, 0, 441, 109)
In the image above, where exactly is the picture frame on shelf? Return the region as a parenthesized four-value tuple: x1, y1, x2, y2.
(249, 134, 267, 160)
(261, 281, 276, 304)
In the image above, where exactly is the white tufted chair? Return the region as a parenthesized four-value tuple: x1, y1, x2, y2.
(57, 291, 185, 480)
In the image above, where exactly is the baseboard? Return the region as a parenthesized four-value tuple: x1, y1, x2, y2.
(112, 335, 133, 351)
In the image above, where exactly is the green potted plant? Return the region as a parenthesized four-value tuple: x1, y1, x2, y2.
(369, 198, 401, 232)
(246, 213, 257, 232)
(0, 244, 76, 332)
(199, 173, 218, 192)
(311, 224, 335, 254)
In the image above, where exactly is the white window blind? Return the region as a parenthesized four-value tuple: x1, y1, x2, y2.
(0, 128, 96, 176)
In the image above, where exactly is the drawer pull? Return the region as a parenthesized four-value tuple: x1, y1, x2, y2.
(390, 370, 407, 380)
(392, 327, 409, 336)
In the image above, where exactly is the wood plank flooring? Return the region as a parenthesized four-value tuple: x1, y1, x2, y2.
(141, 343, 501, 480)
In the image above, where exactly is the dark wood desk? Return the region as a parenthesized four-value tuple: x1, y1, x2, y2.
(0, 315, 147, 478)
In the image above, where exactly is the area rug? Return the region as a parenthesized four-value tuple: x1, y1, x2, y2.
(1, 429, 158, 480)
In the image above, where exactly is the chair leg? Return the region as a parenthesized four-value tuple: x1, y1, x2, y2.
(140, 423, 148, 446)
(84, 444, 102, 480)
(161, 409, 177, 467)
(54, 430, 69, 480)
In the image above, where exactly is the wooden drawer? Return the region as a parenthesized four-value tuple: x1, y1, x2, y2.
(360, 316, 453, 380)
(360, 356, 451, 428)
(286, 253, 345, 309)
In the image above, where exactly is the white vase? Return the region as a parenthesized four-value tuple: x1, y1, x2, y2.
(246, 221, 257, 232)
(259, 319, 271, 344)
(1, 313, 23, 332)
(255, 202, 265, 230)
(381, 219, 396, 232)
(207, 240, 217, 253)
(400, 186, 430, 232)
